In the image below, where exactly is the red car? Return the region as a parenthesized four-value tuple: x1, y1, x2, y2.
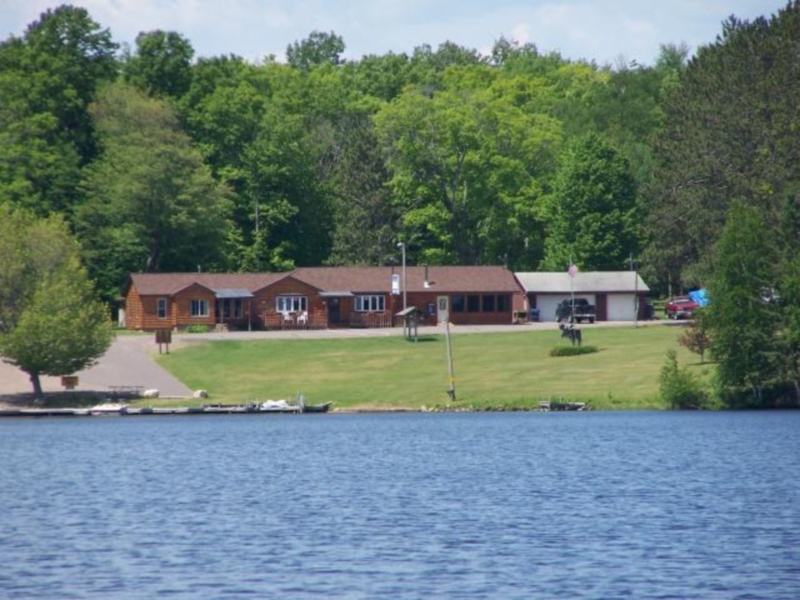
(665, 297, 699, 320)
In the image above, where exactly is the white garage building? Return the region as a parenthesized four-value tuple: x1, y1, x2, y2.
(515, 271, 650, 322)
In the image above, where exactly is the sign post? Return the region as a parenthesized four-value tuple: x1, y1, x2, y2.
(156, 329, 172, 354)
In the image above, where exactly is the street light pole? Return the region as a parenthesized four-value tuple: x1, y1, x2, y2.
(397, 242, 407, 311)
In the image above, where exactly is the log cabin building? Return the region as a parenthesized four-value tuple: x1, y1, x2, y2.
(122, 266, 525, 331)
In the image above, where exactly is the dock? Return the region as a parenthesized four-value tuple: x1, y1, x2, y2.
(0, 402, 306, 418)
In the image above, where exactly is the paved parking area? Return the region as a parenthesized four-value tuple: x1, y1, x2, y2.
(0, 335, 191, 401)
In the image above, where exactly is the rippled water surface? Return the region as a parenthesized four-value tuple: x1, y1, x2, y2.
(1, 411, 798, 599)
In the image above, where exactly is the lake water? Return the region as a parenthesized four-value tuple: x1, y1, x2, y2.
(0, 411, 798, 599)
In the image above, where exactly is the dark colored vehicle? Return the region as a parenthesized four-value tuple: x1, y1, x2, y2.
(664, 297, 699, 319)
(555, 298, 596, 324)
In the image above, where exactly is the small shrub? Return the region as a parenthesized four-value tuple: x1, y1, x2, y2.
(185, 324, 210, 334)
(678, 315, 711, 363)
(550, 345, 599, 357)
(659, 349, 707, 409)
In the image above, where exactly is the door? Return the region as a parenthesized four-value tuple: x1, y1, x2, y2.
(437, 296, 449, 323)
(328, 298, 341, 325)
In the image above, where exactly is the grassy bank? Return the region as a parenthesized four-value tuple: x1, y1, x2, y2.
(156, 324, 710, 411)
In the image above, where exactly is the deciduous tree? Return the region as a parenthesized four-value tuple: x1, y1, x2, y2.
(706, 200, 779, 407)
(542, 133, 639, 271)
(0, 208, 113, 402)
(123, 30, 194, 99)
(286, 31, 344, 70)
(77, 82, 233, 300)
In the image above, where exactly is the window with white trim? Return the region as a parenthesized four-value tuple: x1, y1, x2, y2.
(157, 298, 168, 319)
(276, 296, 307, 313)
(190, 299, 209, 317)
(355, 295, 385, 312)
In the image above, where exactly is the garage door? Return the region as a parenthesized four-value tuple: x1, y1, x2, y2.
(536, 295, 596, 322)
(606, 293, 635, 320)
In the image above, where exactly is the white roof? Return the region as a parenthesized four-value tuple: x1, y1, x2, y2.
(515, 271, 650, 293)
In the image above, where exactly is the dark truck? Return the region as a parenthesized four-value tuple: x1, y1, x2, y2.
(555, 298, 596, 324)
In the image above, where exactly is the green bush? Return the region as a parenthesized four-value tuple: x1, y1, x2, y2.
(659, 349, 708, 409)
(185, 324, 210, 334)
(549, 345, 599, 357)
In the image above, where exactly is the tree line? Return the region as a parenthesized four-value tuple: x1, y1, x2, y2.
(2, 2, 800, 407)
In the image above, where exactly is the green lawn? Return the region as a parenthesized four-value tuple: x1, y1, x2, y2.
(156, 324, 712, 410)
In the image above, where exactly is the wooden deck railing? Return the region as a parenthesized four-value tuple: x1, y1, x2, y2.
(348, 311, 392, 328)
(263, 311, 327, 330)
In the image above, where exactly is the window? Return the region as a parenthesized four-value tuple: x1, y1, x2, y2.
(190, 299, 209, 317)
(452, 295, 465, 312)
(220, 299, 243, 319)
(467, 295, 480, 312)
(497, 294, 509, 312)
(157, 298, 167, 319)
(355, 295, 385, 311)
(277, 296, 307, 313)
(482, 295, 495, 312)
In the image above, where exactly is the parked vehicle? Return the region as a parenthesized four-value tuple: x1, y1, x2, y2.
(555, 298, 596, 323)
(664, 296, 699, 319)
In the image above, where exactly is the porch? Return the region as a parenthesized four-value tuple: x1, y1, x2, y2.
(263, 309, 327, 330)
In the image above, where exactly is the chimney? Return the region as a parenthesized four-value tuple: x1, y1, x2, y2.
(424, 264, 430, 288)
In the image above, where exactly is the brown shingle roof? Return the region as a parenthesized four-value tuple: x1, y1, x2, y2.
(129, 266, 522, 296)
(292, 266, 522, 293)
(130, 272, 288, 296)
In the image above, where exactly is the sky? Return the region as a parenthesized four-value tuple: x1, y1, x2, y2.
(1, 0, 790, 66)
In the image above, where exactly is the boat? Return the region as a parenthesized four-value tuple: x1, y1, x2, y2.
(259, 399, 301, 413)
(293, 393, 332, 413)
(302, 401, 332, 413)
(538, 401, 589, 411)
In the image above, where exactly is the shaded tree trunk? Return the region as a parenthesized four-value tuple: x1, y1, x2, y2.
(29, 371, 45, 404)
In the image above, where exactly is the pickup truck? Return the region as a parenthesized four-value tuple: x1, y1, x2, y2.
(664, 296, 699, 320)
(555, 298, 596, 323)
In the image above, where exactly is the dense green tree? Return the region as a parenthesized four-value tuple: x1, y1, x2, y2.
(326, 111, 397, 265)
(775, 192, 800, 403)
(375, 82, 560, 266)
(342, 52, 411, 102)
(0, 5, 117, 215)
(542, 133, 639, 271)
(242, 105, 333, 269)
(77, 83, 233, 299)
(286, 31, 345, 70)
(0, 60, 81, 215)
(645, 2, 800, 289)
(0, 207, 113, 402)
(123, 30, 194, 99)
(706, 200, 780, 407)
(19, 5, 118, 164)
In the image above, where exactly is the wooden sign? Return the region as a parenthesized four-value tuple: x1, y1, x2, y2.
(155, 329, 172, 354)
(61, 376, 78, 390)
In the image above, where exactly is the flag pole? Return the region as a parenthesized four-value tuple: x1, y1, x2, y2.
(569, 258, 576, 324)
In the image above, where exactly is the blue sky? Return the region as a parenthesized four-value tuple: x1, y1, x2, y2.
(2, 0, 789, 66)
